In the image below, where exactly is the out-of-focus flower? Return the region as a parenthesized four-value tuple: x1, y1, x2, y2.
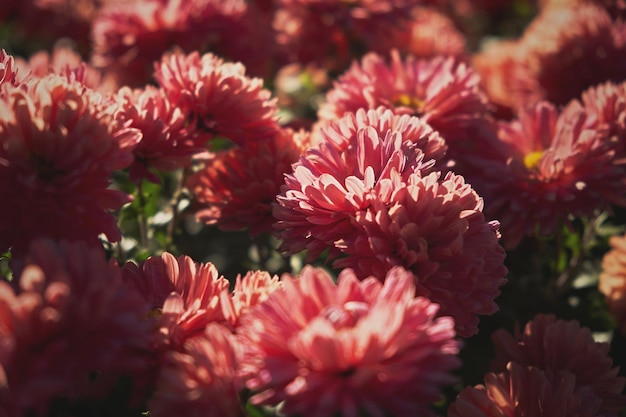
(600, 233, 626, 334)
(448, 362, 604, 417)
(121, 252, 229, 350)
(273, 0, 422, 73)
(334, 171, 507, 337)
(237, 265, 461, 417)
(0, 239, 152, 417)
(474, 4, 626, 111)
(188, 128, 310, 236)
(117, 85, 207, 183)
(220, 270, 282, 328)
(154, 50, 280, 148)
(389, 6, 467, 60)
(490, 314, 626, 414)
(580, 81, 626, 147)
(274, 107, 447, 261)
(460, 100, 626, 249)
(318, 50, 491, 147)
(0, 73, 140, 256)
(148, 323, 243, 417)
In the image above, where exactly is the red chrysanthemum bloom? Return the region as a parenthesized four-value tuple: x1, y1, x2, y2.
(0, 73, 140, 255)
(600, 233, 626, 335)
(335, 171, 507, 337)
(148, 323, 243, 417)
(117, 85, 207, 183)
(0, 239, 152, 417)
(490, 314, 626, 414)
(273, 0, 422, 72)
(274, 107, 447, 261)
(448, 362, 605, 417)
(154, 50, 280, 148)
(188, 128, 309, 236)
(318, 50, 491, 146)
(460, 100, 626, 249)
(221, 270, 282, 328)
(122, 252, 229, 350)
(237, 265, 461, 417)
(91, 0, 250, 87)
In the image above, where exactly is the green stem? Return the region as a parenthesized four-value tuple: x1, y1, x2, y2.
(165, 168, 190, 252)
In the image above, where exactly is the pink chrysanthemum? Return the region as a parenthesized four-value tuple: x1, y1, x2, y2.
(274, 107, 447, 261)
(600, 233, 626, 335)
(448, 362, 605, 417)
(318, 50, 491, 145)
(490, 314, 626, 414)
(0, 239, 152, 417)
(237, 265, 461, 417)
(122, 252, 229, 349)
(0, 49, 27, 88)
(154, 50, 280, 148)
(460, 100, 626, 249)
(335, 171, 507, 337)
(91, 0, 250, 87)
(221, 270, 282, 328)
(580, 81, 626, 148)
(474, 4, 626, 111)
(0, 73, 140, 255)
(148, 323, 243, 417)
(188, 128, 309, 236)
(273, 0, 422, 72)
(117, 85, 207, 183)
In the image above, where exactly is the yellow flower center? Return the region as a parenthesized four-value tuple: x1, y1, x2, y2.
(394, 94, 425, 113)
(523, 150, 544, 170)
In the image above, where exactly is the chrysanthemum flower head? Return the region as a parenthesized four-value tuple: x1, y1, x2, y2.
(460, 100, 626, 248)
(0, 49, 27, 88)
(0, 73, 140, 255)
(237, 265, 461, 417)
(122, 252, 230, 349)
(91, 0, 250, 87)
(188, 128, 310, 236)
(448, 362, 605, 417)
(154, 50, 280, 148)
(318, 50, 491, 145)
(0, 239, 152, 417)
(490, 314, 626, 414)
(220, 270, 282, 328)
(117, 85, 207, 183)
(580, 81, 626, 148)
(600, 232, 626, 334)
(148, 323, 243, 417)
(334, 170, 507, 337)
(274, 107, 447, 260)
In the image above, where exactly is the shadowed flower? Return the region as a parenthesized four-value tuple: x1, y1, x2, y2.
(335, 171, 507, 337)
(0, 239, 152, 417)
(318, 50, 491, 146)
(148, 323, 243, 417)
(91, 0, 250, 87)
(237, 265, 461, 417)
(273, 0, 422, 73)
(117, 85, 207, 183)
(460, 100, 626, 249)
(122, 252, 229, 349)
(154, 50, 280, 148)
(274, 107, 447, 261)
(600, 233, 626, 334)
(448, 362, 604, 417)
(187, 128, 310, 236)
(220, 270, 282, 328)
(473, 4, 626, 111)
(0, 73, 140, 255)
(490, 314, 626, 414)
